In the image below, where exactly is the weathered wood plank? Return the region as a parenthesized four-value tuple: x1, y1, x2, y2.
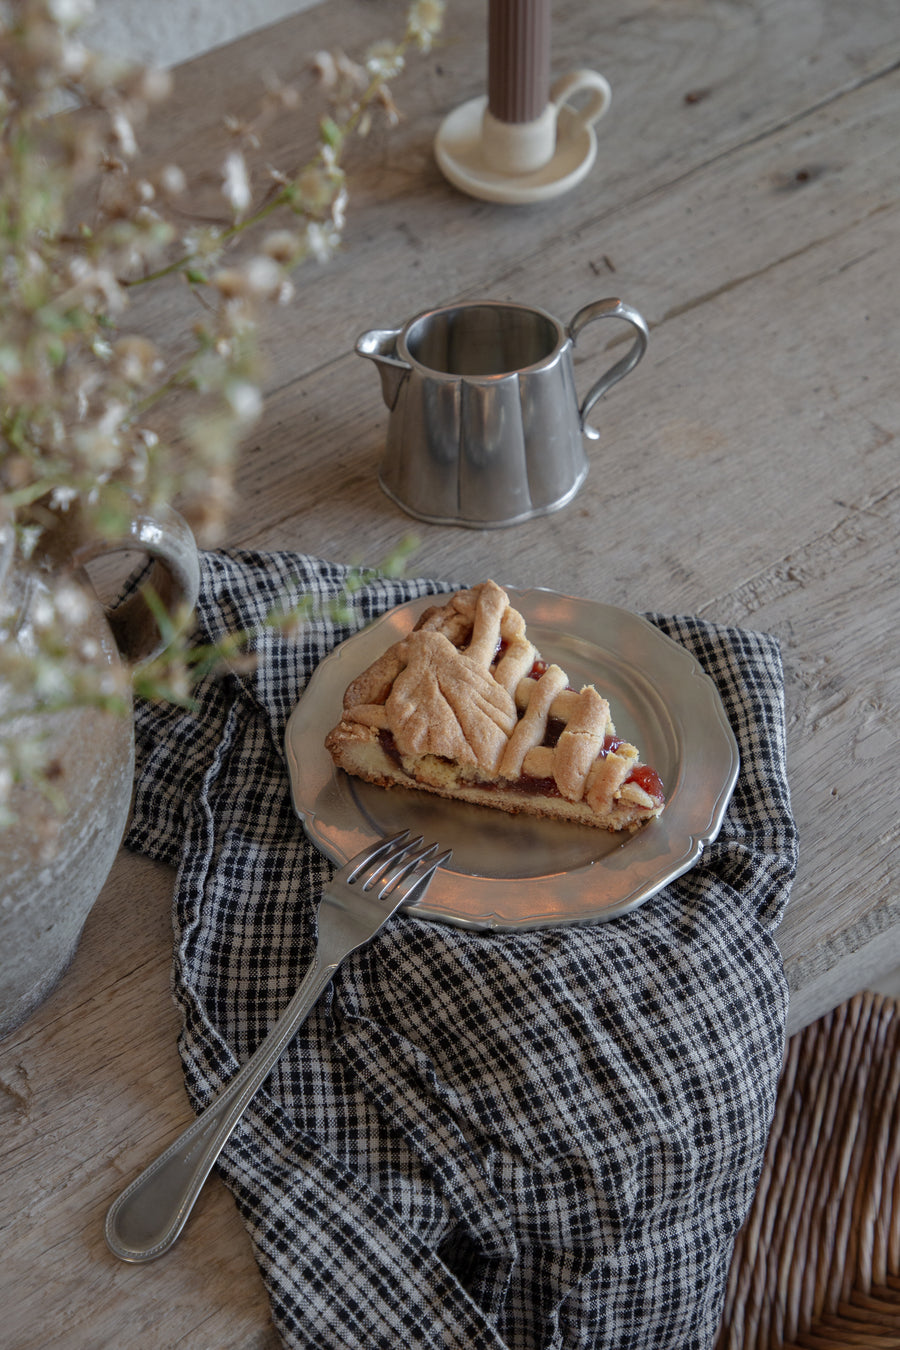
(122, 0, 900, 389)
(0, 854, 279, 1349)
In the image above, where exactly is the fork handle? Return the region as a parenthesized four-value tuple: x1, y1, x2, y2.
(105, 954, 337, 1263)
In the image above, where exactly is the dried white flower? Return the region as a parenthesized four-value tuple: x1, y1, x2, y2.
(365, 42, 404, 81)
(332, 185, 348, 232)
(262, 230, 301, 265)
(157, 163, 186, 197)
(110, 109, 137, 158)
(31, 595, 57, 631)
(97, 400, 127, 437)
(211, 267, 251, 300)
(306, 222, 339, 263)
(222, 150, 251, 216)
(34, 661, 72, 699)
(48, 0, 95, 30)
(183, 225, 225, 263)
(295, 165, 337, 213)
(65, 257, 126, 314)
(376, 85, 402, 127)
(60, 38, 89, 77)
(48, 486, 79, 510)
(243, 255, 283, 298)
(134, 67, 172, 103)
(112, 335, 163, 385)
(226, 381, 262, 422)
(54, 583, 90, 626)
(408, 0, 445, 52)
(312, 51, 338, 87)
(18, 526, 42, 561)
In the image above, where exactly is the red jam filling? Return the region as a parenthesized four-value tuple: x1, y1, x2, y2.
(544, 716, 564, 748)
(492, 642, 572, 689)
(378, 728, 407, 772)
(472, 774, 563, 799)
(625, 764, 665, 803)
(378, 707, 665, 805)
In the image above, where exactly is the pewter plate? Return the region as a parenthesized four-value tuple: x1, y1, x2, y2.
(284, 589, 739, 929)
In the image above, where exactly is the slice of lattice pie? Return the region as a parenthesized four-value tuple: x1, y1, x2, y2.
(325, 580, 665, 832)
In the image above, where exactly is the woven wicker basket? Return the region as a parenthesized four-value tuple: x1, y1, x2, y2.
(716, 992, 900, 1349)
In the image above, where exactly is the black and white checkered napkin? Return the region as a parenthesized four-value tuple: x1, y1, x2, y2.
(126, 550, 797, 1350)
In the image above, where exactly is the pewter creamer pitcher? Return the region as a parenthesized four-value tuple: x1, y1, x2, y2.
(356, 297, 648, 528)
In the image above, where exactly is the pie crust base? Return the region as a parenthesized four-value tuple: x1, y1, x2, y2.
(325, 582, 665, 832)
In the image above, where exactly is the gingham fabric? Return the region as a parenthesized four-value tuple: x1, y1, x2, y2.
(125, 549, 798, 1350)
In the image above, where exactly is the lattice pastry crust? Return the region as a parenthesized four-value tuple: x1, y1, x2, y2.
(325, 581, 666, 831)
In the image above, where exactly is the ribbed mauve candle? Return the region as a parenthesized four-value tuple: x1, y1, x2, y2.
(488, 0, 551, 126)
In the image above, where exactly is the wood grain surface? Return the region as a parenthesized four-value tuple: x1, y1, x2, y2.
(2, 0, 898, 1345)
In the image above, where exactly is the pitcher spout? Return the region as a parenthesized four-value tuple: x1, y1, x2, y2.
(355, 327, 410, 410)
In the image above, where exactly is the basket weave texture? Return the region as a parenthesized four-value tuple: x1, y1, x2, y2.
(716, 991, 900, 1348)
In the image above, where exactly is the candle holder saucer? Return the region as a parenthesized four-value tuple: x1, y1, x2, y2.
(434, 95, 598, 205)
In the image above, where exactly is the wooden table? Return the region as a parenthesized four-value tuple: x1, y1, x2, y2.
(3, 0, 898, 1344)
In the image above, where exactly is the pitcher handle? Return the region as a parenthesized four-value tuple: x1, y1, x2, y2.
(29, 490, 200, 664)
(568, 299, 649, 441)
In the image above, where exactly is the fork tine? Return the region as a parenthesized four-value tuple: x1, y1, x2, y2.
(356, 826, 431, 891)
(344, 829, 410, 884)
(384, 846, 453, 908)
(376, 840, 439, 896)
(358, 833, 426, 890)
(344, 832, 449, 905)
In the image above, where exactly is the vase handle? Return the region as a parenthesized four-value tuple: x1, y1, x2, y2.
(29, 492, 201, 664)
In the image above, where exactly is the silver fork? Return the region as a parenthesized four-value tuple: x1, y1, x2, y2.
(105, 830, 450, 1263)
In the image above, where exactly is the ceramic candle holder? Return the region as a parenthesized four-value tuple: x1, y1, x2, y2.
(435, 68, 612, 204)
